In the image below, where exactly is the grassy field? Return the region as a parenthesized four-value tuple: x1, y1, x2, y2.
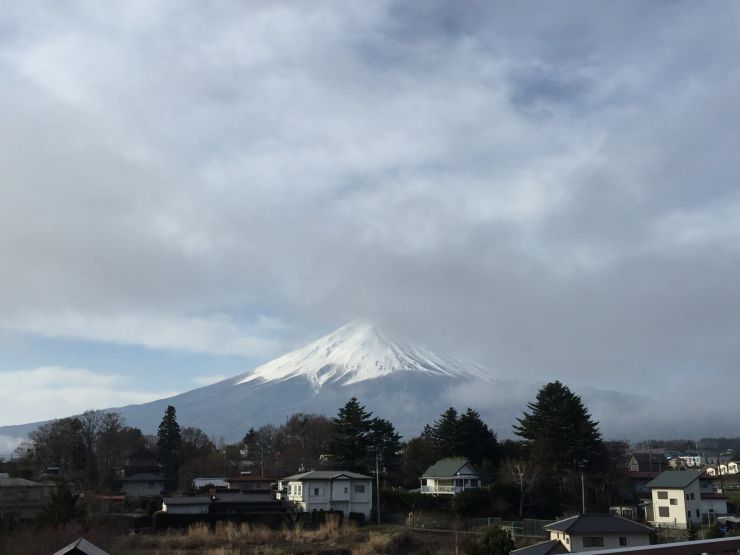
(1, 520, 474, 555)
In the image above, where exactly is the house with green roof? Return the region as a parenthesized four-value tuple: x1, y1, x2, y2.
(645, 470, 727, 528)
(420, 457, 481, 495)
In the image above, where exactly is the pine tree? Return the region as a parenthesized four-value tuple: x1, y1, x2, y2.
(328, 398, 373, 472)
(513, 381, 604, 473)
(157, 405, 182, 478)
(422, 407, 498, 467)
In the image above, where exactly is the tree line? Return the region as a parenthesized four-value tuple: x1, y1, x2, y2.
(8, 380, 631, 517)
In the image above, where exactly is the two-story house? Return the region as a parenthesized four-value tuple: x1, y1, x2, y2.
(277, 470, 373, 519)
(646, 470, 727, 528)
(420, 458, 482, 495)
(0, 477, 50, 522)
(512, 514, 654, 554)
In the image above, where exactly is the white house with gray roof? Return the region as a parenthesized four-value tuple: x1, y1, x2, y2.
(277, 470, 373, 518)
(512, 514, 653, 554)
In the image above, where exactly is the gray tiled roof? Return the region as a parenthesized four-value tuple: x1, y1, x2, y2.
(421, 457, 478, 478)
(511, 539, 568, 555)
(645, 470, 704, 489)
(163, 496, 212, 505)
(282, 470, 371, 481)
(545, 514, 654, 535)
(121, 472, 165, 482)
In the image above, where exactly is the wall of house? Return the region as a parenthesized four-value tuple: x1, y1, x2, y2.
(569, 533, 650, 552)
(0, 485, 47, 520)
(651, 482, 702, 528)
(123, 481, 163, 498)
(164, 503, 210, 514)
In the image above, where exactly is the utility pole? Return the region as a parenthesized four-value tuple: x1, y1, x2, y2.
(376, 451, 381, 526)
(581, 468, 586, 514)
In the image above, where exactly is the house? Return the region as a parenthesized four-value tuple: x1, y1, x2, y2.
(645, 470, 728, 528)
(226, 474, 274, 496)
(420, 457, 482, 495)
(162, 493, 287, 515)
(512, 514, 653, 554)
(162, 496, 212, 514)
(119, 447, 161, 478)
(729, 461, 739, 475)
(626, 453, 667, 473)
(192, 477, 229, 490)
(52, 538, 109, 555)
(0, 476, 50, 522)
(277, 470, 373, 519)
(121, 473, 166, 499)
(51, 538, 109, 555)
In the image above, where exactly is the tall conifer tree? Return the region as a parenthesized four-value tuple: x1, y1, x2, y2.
(514, 381, 604, 473)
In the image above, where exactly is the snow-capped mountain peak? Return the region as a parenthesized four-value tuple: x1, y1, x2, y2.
(236, 320, 489, 392)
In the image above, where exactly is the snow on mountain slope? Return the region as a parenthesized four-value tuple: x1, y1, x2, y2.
(236, 320, 490, 391)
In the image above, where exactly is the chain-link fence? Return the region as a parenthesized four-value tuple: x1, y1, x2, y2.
(399, 512, 550, 537)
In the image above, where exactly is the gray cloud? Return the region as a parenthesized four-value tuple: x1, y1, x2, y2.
(1, 1, 739, 425)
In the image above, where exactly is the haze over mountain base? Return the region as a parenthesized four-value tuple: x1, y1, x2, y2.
(1, 321, 737, 454)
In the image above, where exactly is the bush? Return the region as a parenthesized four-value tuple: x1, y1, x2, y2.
(348, 512, 365, 525)
(464, 525, 514, 555)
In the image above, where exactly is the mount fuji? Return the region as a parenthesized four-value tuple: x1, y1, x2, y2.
(0, 320, 654, 444)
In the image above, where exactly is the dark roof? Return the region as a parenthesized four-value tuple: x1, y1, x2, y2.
(421, 458, 479, 478)
(545, 514, 654, 535)
(212, 492, 278, 504)
(645, 470, 704, 489)
(0, 477, 42, 487)
(282, 470, 371, 481)
(52, 538, 109, 555)
(121, 473, 165, 482)
(163, 496, 212, 505)
(630, 452, 668, 470)
(227, 475, 273, 482)
(511, 539, 568, 555)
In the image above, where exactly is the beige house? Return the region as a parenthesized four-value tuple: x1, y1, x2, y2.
(646, 470, 727, 528)
(277, 470, 373, 519)
(512, 514, 653, 554)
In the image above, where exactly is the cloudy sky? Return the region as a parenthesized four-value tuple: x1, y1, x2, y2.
(1, 1, 739, 434)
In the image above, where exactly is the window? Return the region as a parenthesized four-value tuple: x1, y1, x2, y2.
(354, 485, 365, 493)
(670, 498, 678, 505)
(313, 488, 321, 496)
(619, 537, 627, 547)
(657, 491, 668, 499)
(696, 509, 700, 517)
(658, 507, 670, 517)
(690, 493, 695, 500)
(344, 487, 348, 494)
(583, 537, 604, 547)
(686, 493, 690, 500)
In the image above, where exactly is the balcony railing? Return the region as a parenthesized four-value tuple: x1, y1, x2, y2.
(420, 484, 482, 494)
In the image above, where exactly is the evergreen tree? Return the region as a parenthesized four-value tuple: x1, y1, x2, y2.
(514, 381, 604, 473)
(422, 407, 498, 467)
(328, 398, 373, 472)
(367, 417, 402, 486)
(37, 480, 83, 527)
(157, 405, 182, 478)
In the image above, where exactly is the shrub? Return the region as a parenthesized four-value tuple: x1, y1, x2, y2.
(464, 525, 515, 555)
